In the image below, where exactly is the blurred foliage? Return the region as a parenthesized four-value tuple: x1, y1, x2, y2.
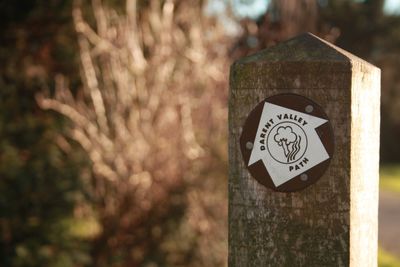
(0, 69, 89, 267)
(37, 0, 229, 266)
(379, 247, 400, 267)
(320, 0, 400, 162)
(0, 0, 91, 266)
(380, 165, 400, 193)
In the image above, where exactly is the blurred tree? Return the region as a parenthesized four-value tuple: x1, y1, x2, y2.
(38, 0, 229, 266)
(320, 0, 400, 162)
(230, 0, 321, 59)
(0, 0, 90, 266)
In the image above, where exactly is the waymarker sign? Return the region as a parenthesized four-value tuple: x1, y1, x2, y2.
(239, 93, 334, 192)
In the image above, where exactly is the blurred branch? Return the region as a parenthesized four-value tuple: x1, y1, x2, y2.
(37, 0, 229, 266)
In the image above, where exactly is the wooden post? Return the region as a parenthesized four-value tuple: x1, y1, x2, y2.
(229, 33, 380, 266)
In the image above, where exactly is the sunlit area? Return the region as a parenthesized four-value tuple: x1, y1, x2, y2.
(0, 0, 399, 266)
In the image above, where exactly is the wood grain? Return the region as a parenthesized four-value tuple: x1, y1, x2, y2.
(228, 33, 380, 266)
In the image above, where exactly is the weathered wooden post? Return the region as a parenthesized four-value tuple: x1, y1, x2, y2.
(229, 33, 380, 266)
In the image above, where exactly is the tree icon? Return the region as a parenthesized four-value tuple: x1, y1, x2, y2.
(274, 126, 301, 162)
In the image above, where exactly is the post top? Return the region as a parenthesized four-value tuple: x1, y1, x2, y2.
(236, 32, 377, 69)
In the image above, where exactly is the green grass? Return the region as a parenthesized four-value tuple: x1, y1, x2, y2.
(63, 216, 101, 240)
(379, 164, 400, 266)
(379, 247, 400, 267)
(380, 164, 400, 194)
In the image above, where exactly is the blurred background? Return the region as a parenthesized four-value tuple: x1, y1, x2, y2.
(1, 0, 400, 266)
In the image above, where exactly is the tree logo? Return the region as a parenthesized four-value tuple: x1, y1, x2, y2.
(274, 126, 301, 162)
(267, 122, 307, 164)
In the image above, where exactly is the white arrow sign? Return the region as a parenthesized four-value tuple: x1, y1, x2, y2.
(248, 102, 330, 187)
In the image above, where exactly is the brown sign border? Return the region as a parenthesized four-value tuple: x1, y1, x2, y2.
(239, 93, 334, 192)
